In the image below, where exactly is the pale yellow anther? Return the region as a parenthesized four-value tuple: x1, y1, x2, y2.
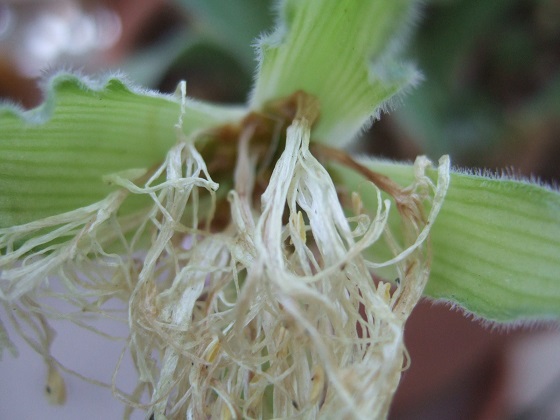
(247, 373, 264, 410)
(221, 404, 233, 420)
(45, 365, 66, 405)
(298, 211, 306, 242)
(202, 337, 221, 363)
(309, 364, 325, 405)
(377, 281, 392, 304)
(351, 191, 363, 215)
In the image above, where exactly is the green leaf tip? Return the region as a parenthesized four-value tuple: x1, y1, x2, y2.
(426, 172, 560, 323)
(330, 159, 560, 323)
(0, 72, 245, 229)
(251, 0, 420, 147)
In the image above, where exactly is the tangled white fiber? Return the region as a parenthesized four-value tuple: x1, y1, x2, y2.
(0, 90, 450, 419)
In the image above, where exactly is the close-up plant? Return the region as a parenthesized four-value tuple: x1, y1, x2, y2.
(1, 0, 559, 419)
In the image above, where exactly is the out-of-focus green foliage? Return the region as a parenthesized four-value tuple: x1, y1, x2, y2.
(124, 0, 274, 95)
(177, 0, 273, 71)
(396, 0, 560, 164)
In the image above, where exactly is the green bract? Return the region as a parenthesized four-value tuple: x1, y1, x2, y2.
(251, 0, 419, 146)
(0, 74, 244, 228)
(329, 160, 560, 322)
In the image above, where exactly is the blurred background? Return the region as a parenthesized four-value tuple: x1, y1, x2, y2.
(0, 0, 559, 418)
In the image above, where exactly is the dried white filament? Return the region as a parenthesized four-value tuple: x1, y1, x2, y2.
(0, 109, 449, 419)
